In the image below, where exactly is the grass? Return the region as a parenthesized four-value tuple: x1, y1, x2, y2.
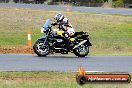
(0, 7, 132, 55)
(0, 72, 131, 88)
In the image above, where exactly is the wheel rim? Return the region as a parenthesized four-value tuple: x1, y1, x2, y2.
(36, 42, 49, 55)
(76, 45, 89, 55)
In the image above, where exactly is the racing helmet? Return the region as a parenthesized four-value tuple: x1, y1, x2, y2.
(55, 13, 64, 22)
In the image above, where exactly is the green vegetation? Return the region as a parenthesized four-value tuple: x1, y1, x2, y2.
(0, 72, 131, 88)
(112, 0, 123, 7)
(0, 8, 132, 55)
(55, 0, 106, 3)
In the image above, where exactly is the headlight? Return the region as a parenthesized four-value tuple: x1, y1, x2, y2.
(41, 27, 45, 33)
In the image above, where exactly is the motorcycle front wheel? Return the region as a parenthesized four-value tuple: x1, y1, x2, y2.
(33, 40, 50, 57)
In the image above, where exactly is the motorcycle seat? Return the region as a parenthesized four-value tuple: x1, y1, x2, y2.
(75, 32, 85, 35)
(71, 32, 86, 37)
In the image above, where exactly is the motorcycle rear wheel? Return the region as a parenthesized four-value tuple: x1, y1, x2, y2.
(73, 44, 89, 57)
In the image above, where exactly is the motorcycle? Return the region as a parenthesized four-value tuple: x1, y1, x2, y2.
(33, 19, 92, 57)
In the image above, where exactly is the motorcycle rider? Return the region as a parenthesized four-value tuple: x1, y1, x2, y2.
(51, 13, 75, 48)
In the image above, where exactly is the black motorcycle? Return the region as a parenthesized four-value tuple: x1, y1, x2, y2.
(33, 19, 92, 57)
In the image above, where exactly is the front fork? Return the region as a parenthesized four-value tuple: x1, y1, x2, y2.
(41, 32, 49, 49)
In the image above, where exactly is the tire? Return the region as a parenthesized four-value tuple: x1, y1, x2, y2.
(33, 40, 50, 57)
(73, 43, 89, 57)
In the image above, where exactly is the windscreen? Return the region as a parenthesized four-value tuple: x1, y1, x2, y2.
(43, 19, 51, 30)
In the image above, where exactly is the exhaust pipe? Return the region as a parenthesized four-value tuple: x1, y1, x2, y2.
(73, 40, 87, 49)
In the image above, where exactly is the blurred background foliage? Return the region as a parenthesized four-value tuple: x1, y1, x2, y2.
(0, 0, 131, 8)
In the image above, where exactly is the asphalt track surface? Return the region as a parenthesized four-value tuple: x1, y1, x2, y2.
(0, 54, 132, 72)
(0, 3, 132, 15)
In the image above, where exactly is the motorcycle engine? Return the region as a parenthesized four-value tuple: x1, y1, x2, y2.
(56, 39, 63, 42)
(54, 39, 64, 48)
